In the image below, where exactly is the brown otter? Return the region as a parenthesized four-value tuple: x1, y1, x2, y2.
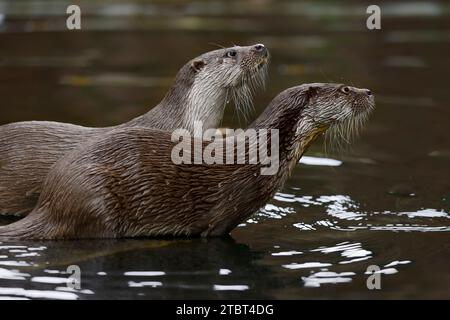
(0, 44, 269, 217)
(0, 83, 374, 240)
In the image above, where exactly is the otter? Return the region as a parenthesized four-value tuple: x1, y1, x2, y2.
(0, 44, 269, 217)
(0, 83, 374, 240)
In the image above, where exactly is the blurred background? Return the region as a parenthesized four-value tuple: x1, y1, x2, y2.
(0, 0, 449, 300)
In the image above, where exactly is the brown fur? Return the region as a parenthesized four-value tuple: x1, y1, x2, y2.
(0, 83, 374, 240)
(0, 44, 269, 216)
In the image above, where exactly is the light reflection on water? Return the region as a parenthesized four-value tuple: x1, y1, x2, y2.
(257, 191, 450, 233)
(302, 271, 355, 288)
(299, 156, 343, 167)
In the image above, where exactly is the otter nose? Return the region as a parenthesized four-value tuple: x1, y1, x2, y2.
(252, 43, 268, 56)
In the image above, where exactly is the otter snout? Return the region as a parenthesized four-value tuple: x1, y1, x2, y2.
(347, 86, 375, 114)
(348, 86, 372, 97)
(247, 44, 269, 73)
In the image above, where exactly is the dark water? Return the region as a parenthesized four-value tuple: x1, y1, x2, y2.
(0, 0, 449, 299)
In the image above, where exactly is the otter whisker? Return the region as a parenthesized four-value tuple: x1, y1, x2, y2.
(231, 62, 268, 126)
(319, 67, 335, 83)
(325, 111, 368, 152)
(221, 88, 230, 126)
(208, 42, 226, 49)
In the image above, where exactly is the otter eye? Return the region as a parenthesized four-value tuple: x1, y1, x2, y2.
(226, 50, 237, 58)
(341, 86, 350, 94)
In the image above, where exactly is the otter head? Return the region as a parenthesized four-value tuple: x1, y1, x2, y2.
(253, 82, 374, 161)
(303, 83, 374, 122)
(275, 83, 374, 147)
(173, 44, 269, 131)
(304, 83, 374, 146)
(190, 43, 269, 88)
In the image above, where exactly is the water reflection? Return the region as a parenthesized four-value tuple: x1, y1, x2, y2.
(213, 285, 249, 291)
(299, 156, 343, 167)
(0, 238, 272, 299)
(266, 191, 450, 233)
(0, 288, 79, 300)
(283, 262, 332, 269)
(311, 242, 372, 261)
(302, 271, 355, 287)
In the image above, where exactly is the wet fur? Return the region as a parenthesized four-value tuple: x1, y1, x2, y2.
(0, 83, 374, 240)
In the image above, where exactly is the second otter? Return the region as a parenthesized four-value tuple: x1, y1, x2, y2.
(0, 83, 374, 240)
(0, 44, 269, 216)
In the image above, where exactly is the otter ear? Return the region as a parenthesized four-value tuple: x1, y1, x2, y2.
(306, 85, 318, 99)
(191, 59, 206, 73)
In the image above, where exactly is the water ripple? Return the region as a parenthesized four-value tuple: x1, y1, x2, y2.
(302, 271, 355, 288)
(270, 192, 450, 233)
(0, 287, 78, 300)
